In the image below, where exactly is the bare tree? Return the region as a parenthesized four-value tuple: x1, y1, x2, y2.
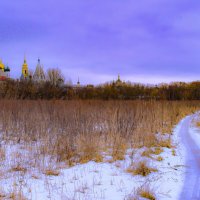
(47, 68, 65, 86)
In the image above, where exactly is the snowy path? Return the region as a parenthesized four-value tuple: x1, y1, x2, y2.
(179, 115, 200, 200)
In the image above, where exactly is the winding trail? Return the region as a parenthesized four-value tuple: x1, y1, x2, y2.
(179, 115, 200, 200)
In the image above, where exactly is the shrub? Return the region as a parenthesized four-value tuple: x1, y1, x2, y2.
(44, 169, 60, 176)
(127, 161, 157, 177)
(141, 149, 154, 158)
(0, 147, 6, 162)
(126, 184, 156, 200)
(154, 147, 163, 155)
(138, 186, 156, 200)
(142, 147, 163, 158)
(158, 139, 172, 148)
(156, 156, 163, 161)
(11, 166, 27, 173)
(172, 149, 176, 156)
(112, 140, 127, 161)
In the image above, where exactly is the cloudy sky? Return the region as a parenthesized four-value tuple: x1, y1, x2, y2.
(0, 0, 200, 84)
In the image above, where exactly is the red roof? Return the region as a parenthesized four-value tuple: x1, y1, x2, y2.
(0, 76, 7, 81)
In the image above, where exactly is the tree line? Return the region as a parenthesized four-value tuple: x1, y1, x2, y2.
(1, 78, 200, 100)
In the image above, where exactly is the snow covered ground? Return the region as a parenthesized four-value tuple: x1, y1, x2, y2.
(0, 119, 189, 200)
(190, 114, 200, 148)
(178, 114, 200, 200)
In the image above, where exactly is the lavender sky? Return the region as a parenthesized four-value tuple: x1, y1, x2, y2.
(0, 0, 200, 84)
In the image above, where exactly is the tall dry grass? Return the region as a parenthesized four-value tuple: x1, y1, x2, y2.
(0, 100, 199, 165)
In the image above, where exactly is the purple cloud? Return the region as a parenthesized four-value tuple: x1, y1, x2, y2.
(1, 0, 200, 84)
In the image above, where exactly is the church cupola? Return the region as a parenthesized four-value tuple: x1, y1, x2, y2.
(117, 74, 121, 82)
(115, 74, 123, 87)
(77, 77, 80, 86)
(0, 59, 10, 81)
(33, 58, 46, 82)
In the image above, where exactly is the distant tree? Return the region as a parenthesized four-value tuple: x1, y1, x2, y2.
(47, 68, 65, 86)
(65, 77, 73, 86)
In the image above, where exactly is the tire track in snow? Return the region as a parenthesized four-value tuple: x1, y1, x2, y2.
(179, 115, 200, 200)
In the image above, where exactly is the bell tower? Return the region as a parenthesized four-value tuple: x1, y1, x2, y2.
(22, 57, 29, 78)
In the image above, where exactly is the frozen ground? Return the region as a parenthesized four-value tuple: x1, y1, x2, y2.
(179, 114, 200, 200)
(0, 117, 195, 200)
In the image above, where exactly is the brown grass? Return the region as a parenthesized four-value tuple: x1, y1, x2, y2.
(195, 121, 200, 127)
(11, 166, 27, 173)
(8, 189, 27, 200)
(44, 169, 60, 176)
(158, 139, 172, 148)
(172, 149, 176, 156)
(142, 147, 163, 158)
(141, 149, 154, 158)
(156, 156, 163, 161)
(154, 147, 163, 155)
(138, 185, 156, 200)
(126, 184, 156, 200)
(112, 139, 127, 161)
(0, 146, 6, 162)
(127, 161, 158, 176)
(0, 100, 199, 166)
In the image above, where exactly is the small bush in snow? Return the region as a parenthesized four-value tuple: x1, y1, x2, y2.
(138, 185, 156, 200)
(158, 139, 172, 148)
(156, 156, 163, 161)
(127, 161, 157, 177)
(172, 149, 176, 156)
(126, 184, 156, 200)
(44, 169, 60, 176)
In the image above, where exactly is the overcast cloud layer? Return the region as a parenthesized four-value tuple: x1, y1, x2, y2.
(0, 0, 200, 84)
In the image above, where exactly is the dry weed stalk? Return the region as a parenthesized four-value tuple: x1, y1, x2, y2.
(127, 161, 158, 176)
(0, 100, 199, 167)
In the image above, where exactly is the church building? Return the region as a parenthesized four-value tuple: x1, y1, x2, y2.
(33, 58, 46, 82)
(20, 58, 29, 80)
(0, 60, 10, 81)
(20, 57, 46, 82)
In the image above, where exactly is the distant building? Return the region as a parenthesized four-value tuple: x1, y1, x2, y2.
(0, 60, 10, 81)
(76, 77, 81, 87)
(72, 77, 83, 88)
(33, 58, 46, 82)
(114, 74, 125, 87)
(20, 58, 29, 80)
(86, 84, 94, 88)
(116, 74, 122, 85)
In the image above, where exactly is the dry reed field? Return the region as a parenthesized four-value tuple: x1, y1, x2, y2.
(0, 100, 199, 199)
(0, 100, 199, 164)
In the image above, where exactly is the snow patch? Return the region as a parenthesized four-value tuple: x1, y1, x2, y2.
(0, 119, 188, 200)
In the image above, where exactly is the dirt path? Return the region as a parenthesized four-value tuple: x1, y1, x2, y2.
(179, 116, 200, 200)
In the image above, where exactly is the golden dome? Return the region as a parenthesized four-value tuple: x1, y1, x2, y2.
(0, 60, 5, 71)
